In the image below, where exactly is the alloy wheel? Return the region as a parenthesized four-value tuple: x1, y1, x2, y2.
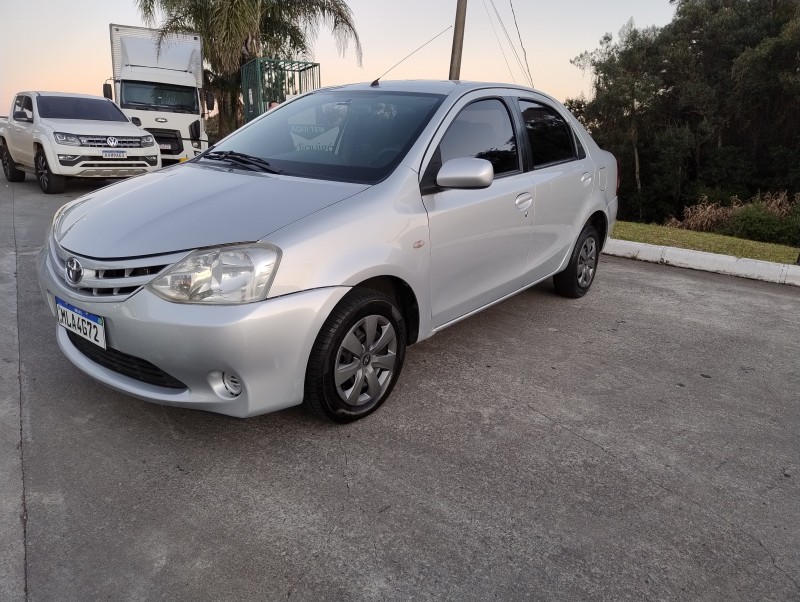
(334, 314, 397, 406)
(36, 154, 49, 190)
(577, 236, 597, 288)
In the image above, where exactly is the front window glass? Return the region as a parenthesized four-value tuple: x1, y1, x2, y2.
(519, 100, 577, 167)
(37, 96, 128, 121)
(120, 81, 199, 114)
(439, 99, 518, 175)
(206, 90, 445, 184)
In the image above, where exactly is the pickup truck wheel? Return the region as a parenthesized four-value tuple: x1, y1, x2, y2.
(1, 144, 25, 182)
(553, 224, 600, 298)
(304, 289, 406, 423)
(35, 149, 65, 194)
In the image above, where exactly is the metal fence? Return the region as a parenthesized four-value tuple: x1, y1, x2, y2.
(241, 58, 321, 122)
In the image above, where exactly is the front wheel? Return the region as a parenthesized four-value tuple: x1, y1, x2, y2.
(304, 289, 407, 423)
(35, 148, 65, 194)
(553, 224, 600, 298)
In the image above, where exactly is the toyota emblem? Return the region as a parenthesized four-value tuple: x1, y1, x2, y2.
(65, 258, 84, 286)
(107, 136, 118, 147)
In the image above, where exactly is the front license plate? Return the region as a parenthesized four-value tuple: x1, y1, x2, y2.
(102, 150, 126, 159)
(56, 297, 106, 349)
(158, 143, 171, 151)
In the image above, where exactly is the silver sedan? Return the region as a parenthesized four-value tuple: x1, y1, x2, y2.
(37, 80, 618, 421)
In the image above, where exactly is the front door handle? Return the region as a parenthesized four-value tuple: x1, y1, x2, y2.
(581, 172, 593, 186)
(515, 192, 533, 212)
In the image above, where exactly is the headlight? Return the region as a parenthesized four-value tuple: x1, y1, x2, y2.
(54, 132, 80, 146)
(141, 135, 155, 147)
(148, 244, 281, 304)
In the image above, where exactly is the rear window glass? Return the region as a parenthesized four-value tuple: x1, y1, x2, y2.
(37, 97, 129, 122)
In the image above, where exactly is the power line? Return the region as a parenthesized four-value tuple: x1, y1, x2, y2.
(482, 0, 515, 83)
(488, 0, 531, 86)
(508, 0, 534, 87)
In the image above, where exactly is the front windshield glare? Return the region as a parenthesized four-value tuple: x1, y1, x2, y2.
(206, 90, 445, 184)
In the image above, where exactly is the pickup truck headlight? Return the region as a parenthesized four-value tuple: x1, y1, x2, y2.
(141, 135, 155, 147)
(148, 244, 281, 304)
(54, 132, 81, 146)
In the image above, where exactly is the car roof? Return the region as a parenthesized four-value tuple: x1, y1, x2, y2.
(19, 91, 115, 101)
(316, 79, 543, 97)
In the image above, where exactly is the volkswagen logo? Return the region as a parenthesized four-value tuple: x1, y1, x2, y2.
(106, 137, 118, 147)
(65, 258, 84, 286)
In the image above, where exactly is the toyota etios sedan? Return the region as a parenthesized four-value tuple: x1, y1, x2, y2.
(37, 81, 618, 422)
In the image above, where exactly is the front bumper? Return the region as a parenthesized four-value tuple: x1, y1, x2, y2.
(48, 141, 160, 178)
(37, 246, 349, 417)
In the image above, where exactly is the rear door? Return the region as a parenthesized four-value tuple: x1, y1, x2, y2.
(421, 93, 533, 328)
(517, 97, 596, 282)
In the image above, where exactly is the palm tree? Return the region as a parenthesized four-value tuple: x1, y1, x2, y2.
(135, 0, 362, 136)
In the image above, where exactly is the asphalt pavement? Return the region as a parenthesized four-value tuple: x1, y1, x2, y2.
(2, 178, 799, 601)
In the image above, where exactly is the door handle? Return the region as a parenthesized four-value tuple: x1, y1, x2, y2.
(515, 193, 533, 212)
(581, 172, 592, 186)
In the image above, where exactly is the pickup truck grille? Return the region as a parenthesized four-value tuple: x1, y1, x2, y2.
(80, 136, 143, 148)
(47, 237, 188, 302)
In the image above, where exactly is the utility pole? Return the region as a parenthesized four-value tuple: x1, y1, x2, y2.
(449, 0, 468, 80)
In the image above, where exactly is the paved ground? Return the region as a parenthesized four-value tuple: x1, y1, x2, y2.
(2, 178, 799, 601)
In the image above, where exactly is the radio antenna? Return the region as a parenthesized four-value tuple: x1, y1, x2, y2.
(371, 26, 453, 87)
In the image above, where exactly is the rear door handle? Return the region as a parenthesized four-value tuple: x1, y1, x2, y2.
(515, 193, 533, 212)
(581, 172, 592, 186)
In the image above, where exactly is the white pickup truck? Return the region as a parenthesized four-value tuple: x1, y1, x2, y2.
(0, 91, 161, 193)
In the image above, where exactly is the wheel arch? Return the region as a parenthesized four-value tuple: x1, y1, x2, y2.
(586, 210, 609, 250)
(352, 275, 421, 345)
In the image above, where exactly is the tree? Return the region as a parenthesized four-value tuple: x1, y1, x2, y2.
(135, 0, 362, 137)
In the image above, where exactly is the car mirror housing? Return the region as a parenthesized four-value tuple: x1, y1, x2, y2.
(436, 157, 494, 189)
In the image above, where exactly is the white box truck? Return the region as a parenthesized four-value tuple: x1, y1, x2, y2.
(105, 24, 212, 165)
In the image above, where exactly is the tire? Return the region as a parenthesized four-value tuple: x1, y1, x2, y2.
(304, 289, 407, 423)
(553, 224, 600, 298)
(1, 143, 25, 182)
(35, 148, 65, 194)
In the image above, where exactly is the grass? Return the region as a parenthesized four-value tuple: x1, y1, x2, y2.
(612, 221, 799, 265)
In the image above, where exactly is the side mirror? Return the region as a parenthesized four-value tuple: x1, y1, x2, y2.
(436, 157, 494, 189)
(131, 117, 142, 127)
(13, 111, 31, 123)
(205, 90, 215, 111)
(102, 83, 113, 100)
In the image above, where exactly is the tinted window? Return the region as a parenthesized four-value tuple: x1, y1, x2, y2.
(439, 99, 518, 175)
(208, 90, 445, 184)
(120, 81, 199, 113)
(12, 96, 28, 120)
(519, 100, 576, 167)
(37, 96, 128, 121)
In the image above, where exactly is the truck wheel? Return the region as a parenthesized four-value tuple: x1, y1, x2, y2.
(35, 148, 65, 194)
(304, 289, 406, 423)
(1, 144, 25, 182)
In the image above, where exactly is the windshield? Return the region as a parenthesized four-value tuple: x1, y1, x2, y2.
(204, 90, 445, 184)
(120, 80, 199, 114)
(37, 96, 128, 121)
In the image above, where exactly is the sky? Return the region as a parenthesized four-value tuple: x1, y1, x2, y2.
(0, 0, 676, 111)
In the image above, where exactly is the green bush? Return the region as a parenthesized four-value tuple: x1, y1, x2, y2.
(718, 203, 800, 246)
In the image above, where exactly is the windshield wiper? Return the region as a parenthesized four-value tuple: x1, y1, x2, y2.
(201, 150, 282, 174)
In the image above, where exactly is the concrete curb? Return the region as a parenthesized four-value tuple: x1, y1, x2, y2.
(603, 239, 800, 287)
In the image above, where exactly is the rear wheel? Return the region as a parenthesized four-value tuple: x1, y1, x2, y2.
(1, 144, 25, 182)
(304, 289, 406, 423)
(35, 148, 65, 194)
(553, 224, 600, 298)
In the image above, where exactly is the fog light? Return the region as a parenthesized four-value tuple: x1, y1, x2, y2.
(58, 154, 78, 161)
(145, 155, 158, 161)
(222, 372, 242, 396)
(192, 141, 200, 148)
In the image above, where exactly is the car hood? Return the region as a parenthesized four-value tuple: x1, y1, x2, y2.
(56, 163, 370, 258)
(40, 118, 146, 136)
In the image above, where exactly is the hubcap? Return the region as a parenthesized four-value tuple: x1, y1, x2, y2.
(36, 155, 48, 189)
(577, 236, 597, 288)
(334, 315, 397, 406)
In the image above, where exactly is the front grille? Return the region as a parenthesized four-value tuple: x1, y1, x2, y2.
(48, 237, 188, 302)
(80, 136, 143, 148)
(146, 128, 183, 154)
(67, 331, 186, 390)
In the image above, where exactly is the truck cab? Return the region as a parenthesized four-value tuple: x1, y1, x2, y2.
(106, 24, 211, 165)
